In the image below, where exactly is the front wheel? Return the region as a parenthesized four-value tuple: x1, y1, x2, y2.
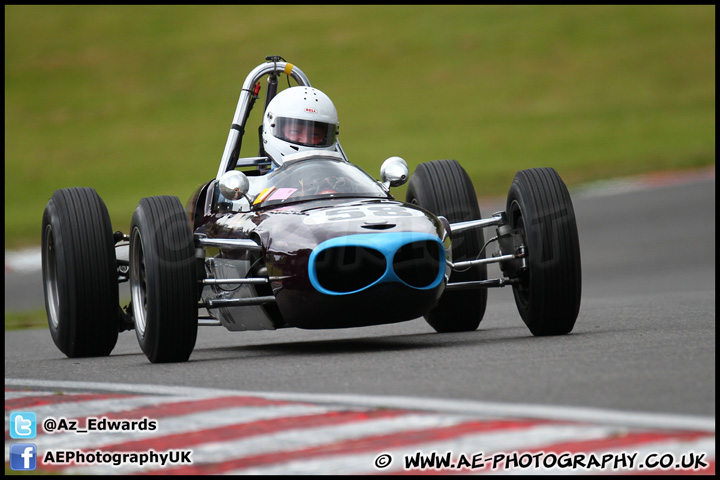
(406, 159, 487, 332)
(41, 187, 119, 357)
(129, 196, 198, 363)
(505, 168, 581, 336)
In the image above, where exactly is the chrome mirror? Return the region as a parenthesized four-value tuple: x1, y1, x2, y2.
(380, 156, 409, 189)
(218, 170, 250, 201)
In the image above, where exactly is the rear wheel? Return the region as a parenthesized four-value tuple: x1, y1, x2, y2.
(406, 159, 487, 332)
(129, 196, 198, 363)
(505, 168, 581, 335)
(42, 187, 119, 357)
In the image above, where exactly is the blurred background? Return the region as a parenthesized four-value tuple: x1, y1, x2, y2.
(5, 5, 715, 249)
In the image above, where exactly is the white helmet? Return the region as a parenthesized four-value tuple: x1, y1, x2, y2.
(262, 86, 339, 165)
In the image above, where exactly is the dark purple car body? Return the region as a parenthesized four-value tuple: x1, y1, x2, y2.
(187, 153, 450, 331)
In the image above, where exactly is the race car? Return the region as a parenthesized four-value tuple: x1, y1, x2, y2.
(41, 55, 582, 363)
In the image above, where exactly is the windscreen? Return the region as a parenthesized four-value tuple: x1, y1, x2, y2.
(249, 157, 389, 207)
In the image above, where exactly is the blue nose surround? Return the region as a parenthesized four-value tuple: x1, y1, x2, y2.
(308, 232, 446, 296)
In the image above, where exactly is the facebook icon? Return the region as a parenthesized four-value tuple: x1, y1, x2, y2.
(10, 443, 37, 471)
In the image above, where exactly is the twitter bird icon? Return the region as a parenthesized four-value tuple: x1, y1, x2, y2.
(10, 412, 37, 439)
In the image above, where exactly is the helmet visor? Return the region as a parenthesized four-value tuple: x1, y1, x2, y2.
(272, 117, 337, 147)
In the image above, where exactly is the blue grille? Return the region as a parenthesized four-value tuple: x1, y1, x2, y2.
(308, 232, 445, 295)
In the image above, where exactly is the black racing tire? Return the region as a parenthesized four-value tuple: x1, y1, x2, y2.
(41, 187, 119, 357)
(406, 159, 487, 332)
(505, 168, 581, 336)
(129, 196, 198, 363)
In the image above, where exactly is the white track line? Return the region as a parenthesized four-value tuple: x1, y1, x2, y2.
(5, 378, 715, 433)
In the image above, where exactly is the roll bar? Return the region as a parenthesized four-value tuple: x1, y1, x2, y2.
(216, 58, 350, 180)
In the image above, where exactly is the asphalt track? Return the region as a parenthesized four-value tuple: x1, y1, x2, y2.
(4, 169, 715, 474)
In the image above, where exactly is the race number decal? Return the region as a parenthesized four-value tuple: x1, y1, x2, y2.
(303, 205, 424, 225)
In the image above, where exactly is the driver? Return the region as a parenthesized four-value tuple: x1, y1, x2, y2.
(281, 121, 326, 146)
(262, 86, 340, 166)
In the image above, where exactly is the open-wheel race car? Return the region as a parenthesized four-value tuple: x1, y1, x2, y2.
(42, 56, 582, 363)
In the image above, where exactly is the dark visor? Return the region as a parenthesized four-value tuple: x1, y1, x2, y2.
(272, 117, 337, 147)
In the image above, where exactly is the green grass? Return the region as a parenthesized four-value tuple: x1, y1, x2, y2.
(5, 466, 59, 476)
(5, 5, 715, 249)
(5, 308, 50, 331)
